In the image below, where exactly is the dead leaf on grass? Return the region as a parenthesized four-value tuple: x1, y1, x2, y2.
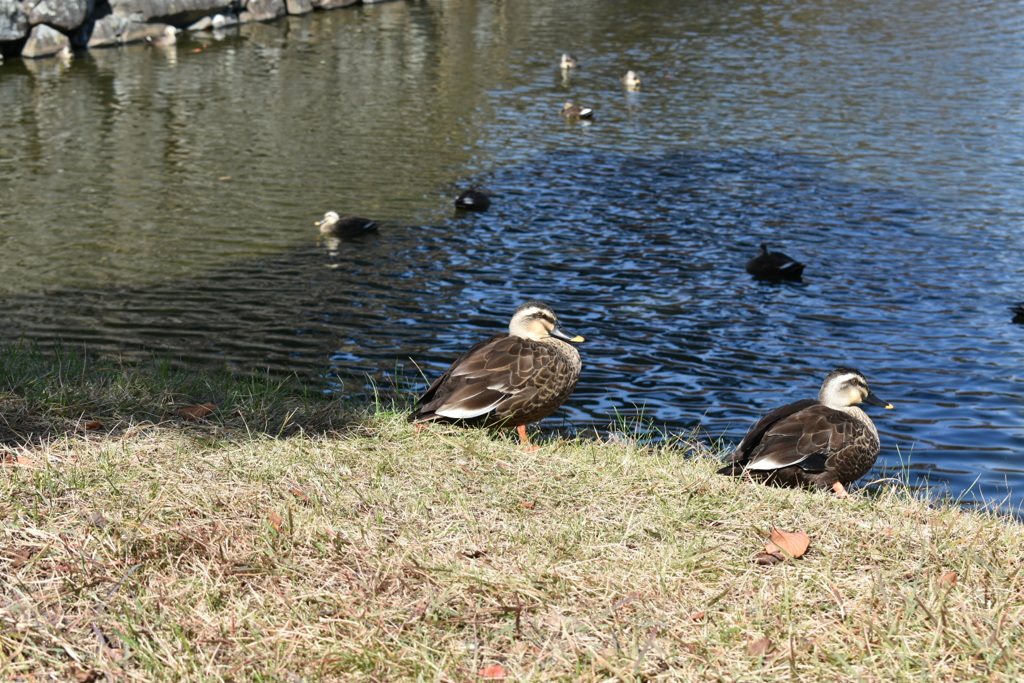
(289, 487, 313, 505)
(1, 453, 38, 468)
(764, 528, 810, 558)
(268, 510, 284, 532)
(519, 500, 535, 509)
(177, 403, 217, 420)
(479, 664, 506, 678)
(84, 421, 104, 431)
(748, 636, 775, 657)
(754, 551, 784, 566)
(689, 610, 708, 622)
(939, 570, 958, 588)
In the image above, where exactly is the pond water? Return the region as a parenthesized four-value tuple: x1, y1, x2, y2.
(2, 0, 1024, 508)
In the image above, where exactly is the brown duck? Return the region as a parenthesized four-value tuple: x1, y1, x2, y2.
(408, 301, 584, 449)
(717, 368, 893, 497)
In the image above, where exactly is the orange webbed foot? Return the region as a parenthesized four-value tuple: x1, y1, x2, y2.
(831, 481, 849, 498)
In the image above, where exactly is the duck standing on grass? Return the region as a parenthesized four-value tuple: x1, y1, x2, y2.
(717, 368, 893, 497)
(409, 302, 585, 450)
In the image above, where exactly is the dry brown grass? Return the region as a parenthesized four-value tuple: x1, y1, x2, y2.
(1, 411, 1022, 681)
(1, 348, 1022, 681)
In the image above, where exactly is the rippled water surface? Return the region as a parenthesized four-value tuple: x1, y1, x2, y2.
(2, 0, 1024, 507)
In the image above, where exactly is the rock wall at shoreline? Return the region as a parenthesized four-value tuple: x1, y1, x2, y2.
(0, 0, 392, 60)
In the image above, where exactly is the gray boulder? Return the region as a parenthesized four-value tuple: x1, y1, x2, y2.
(82, 14, 127, 47)
(110, 0, 234, 25)
(285, 0, 312, 15)
(310, 0, 358, 8)
(239, 0, 285, 23)
(27, 0, 92, 31)
(0, 0, 29, 42)
(21, 22, 69, 58)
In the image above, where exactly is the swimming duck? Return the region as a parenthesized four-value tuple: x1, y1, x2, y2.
(147, 25, 178, 47)
(746, 243, 805, 281)
(717, 367, 893, 497)
(408, 301, 585, 449)
(621, 70, 641, 90)
(454, 189, 491, 212)
(314, 211, 379, 238)
(1011, 303, 1024, 324)
(560, 53, 580, 69)
(562, 102, 594, 120)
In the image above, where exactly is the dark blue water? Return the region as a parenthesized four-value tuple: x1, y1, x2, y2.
(1, 0, 1023, 508)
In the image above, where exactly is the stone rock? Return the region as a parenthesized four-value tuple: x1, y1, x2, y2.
(0, 0, 29, 42)
(83, 14, 128, 47)
(21, 22, 69, 58)
(110, 0, 234, 25)
(239, 0, 285, 23)
(310, 0, 358, 9)
(285, 0, 312, 15)
(27, 0, 92, 31)
(120, 20, 168, 43)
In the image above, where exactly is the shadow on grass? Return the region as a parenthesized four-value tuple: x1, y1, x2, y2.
(0, 342, 374, 448)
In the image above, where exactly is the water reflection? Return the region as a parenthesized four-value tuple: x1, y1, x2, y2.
(2, 0, 1024, 510)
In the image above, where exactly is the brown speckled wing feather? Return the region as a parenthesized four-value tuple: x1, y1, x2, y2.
(738, 404, 879, 483)
(410, 335, 580, 426)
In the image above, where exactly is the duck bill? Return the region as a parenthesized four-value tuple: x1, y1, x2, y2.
(550, 324, 584, 343)
(863, 392, 894, 409)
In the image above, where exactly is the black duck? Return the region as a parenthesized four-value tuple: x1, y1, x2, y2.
(409, 301, 584, 449)
(315, 211, 379, 238)
(717, 368, 893, 497)
(454, 189, 491, 212)
(746, 243, 805, 281)
(1011, 303, 1024, 324)
(562, 102, 594, 120)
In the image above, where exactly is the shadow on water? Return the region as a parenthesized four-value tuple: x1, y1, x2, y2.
(2, 147, 1023, 509)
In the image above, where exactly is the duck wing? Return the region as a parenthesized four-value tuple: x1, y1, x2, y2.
(411, 334, 527, 421)
(723, 399, 817, 468)
(740, 404, 868, 473)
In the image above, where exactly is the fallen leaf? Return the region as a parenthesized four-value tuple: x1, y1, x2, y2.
(748, 636, 775, 657)
(84, 421, 104, 431)
(689, 610, 708, 622)
(479, 664, 506, 678)
(268, 510, 284, 532)
(2, 454, 38, 468)
(177, 403, 216, 420)
(766, 528, 810, 559)
(519, 500, 535, 509)
(289, 487, 313, 505)
(939, 571, 958, 588)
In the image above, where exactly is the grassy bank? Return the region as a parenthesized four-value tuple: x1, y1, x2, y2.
(1, 346, 1022, 681)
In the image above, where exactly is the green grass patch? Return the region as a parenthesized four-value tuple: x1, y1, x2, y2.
(0, 345, 1022, 681)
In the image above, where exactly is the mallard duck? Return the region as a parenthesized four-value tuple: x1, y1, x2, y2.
(717, 368, 893, 497)
(562, 102, 594, 120)
(314, 211, 379, 238)
(620, 70, 641, 90)
(408, 301, 585, 449)
(560, 53, 580, 69)
(147, 25, 177, 47)
(454, 189, 491, 212)
(746, 243, 805, 281)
